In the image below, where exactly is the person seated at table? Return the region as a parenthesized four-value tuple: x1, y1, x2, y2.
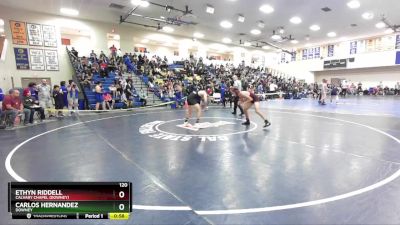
(23, 88, 45, 123)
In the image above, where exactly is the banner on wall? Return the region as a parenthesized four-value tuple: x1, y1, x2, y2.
(308, 48, 314, 59)
(280, 53, 286, 63)
(27, 23, 44, 46)
(302, 49, 308, 60)
(45, 50, 59, 71)
(14, 47, 30, 70)
(327, 45, 334, 57)
(29, 49, 45, 71)
(314, 47, 321, 59)
(396, 51, 400, 65)
(10, 21, 28, 45)
(350, 41, 357, 55)
(396, 35, 400, 50)
(291, 51, 296, 62)
(42, 25, 57, 48)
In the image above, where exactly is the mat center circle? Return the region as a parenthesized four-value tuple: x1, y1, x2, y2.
(154, 117, 257, 137)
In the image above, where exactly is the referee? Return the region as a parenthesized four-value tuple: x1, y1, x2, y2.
(231, 75, 244, 116)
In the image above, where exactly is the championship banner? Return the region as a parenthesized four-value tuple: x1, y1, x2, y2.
(396, 35, 400, 50)
(281, 53, 286, 63)
(327, 45, 334, 57)
(350, 41, 357, 55)
(10, 21, 28, 45)
(45, 50, 59, 71)
(29, 49, 45, 71)
(291, 51, 296, 62)
(302, 49, 308, 60)
(27, 23, 44, 46)
(308, 48, 314, 59)
(14, 48, 30, 70)
(366, 39, 375, 52)
(314, 47, 321, 59)
(42, 25, 57, 48)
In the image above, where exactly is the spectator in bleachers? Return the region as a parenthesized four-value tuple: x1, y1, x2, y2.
(71, 47, 78, 58)
(23, 88, 45, 123)
(37, 79, 54, 117)
(139, 88, 147, 106)
(1, 89, 30, 127)
(103, 92, 114, 109)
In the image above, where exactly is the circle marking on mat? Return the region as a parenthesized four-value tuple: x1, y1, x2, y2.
(5, 110, 400, 215)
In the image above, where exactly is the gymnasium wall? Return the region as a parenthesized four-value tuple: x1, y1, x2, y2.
(272, 38, 400, 85)
(314, 66, 400, 88)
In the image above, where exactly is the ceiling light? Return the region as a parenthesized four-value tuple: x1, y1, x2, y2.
(206, 5, 215, 14)
(244, 42, 251, 47)
(271, 34, 281, 40)
(327, 32, 337, 37)
(258, 21, 265, 28)
(250, 29, 261, 35)
(160, 16, 165, 19)
(222, 38, 232, 43)
(162, 26, 174, 33)
(60, 8, 79, 16)
(131, 0, 149, 7)
(384, 28, 394, 34)
(141, 39, 149, 43)
(305, 35, 310, 41)
(193, 32, 204, 38)
(0, 19, 4, 26)
(309, 25, 320, 31)
(238, 14, 245, 23)
(291, 40, 299, 44)
(290, 17, 302, 24)
(259, 4, 274, 14)
(220, 20, 233, 29)
(278, 28, 285, 34)
(262, 46, 271, 50)
(347, 0, 361, 9)
(362, 12, 374, 20)
(376, 22, 386, 29)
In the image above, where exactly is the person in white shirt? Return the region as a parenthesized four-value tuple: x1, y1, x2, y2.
(37, 79, 54, 117)
(320, 79, 328, 105)
(269, 82, 278, 99)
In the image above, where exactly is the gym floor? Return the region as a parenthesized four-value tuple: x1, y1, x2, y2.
(1, 96, 400, 225)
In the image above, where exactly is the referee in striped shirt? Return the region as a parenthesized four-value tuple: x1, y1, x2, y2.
(231, 75, 244, 116)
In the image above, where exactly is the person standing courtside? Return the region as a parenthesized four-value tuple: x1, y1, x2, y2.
(231, 75, 244, 116)
(37, 79, 53, 117)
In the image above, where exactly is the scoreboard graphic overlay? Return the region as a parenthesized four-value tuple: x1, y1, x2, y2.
(8, 182, 132, 220)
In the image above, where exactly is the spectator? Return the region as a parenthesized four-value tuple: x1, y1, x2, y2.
(71, 47, 78, 58)
(103, 92, 114, 109)
(60, 81, 68, 108)
(28, 82, 38, 101)
(37, 79, 54, 117)
(95, 82, 104, 110)
(52, 85, 64, 117)
(23, 88, 45, 123)
(395, 82, 400, 96)
(1, 89, 30, 127)
(139, 88, 147, 106)
(67, 82, 80, 114)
